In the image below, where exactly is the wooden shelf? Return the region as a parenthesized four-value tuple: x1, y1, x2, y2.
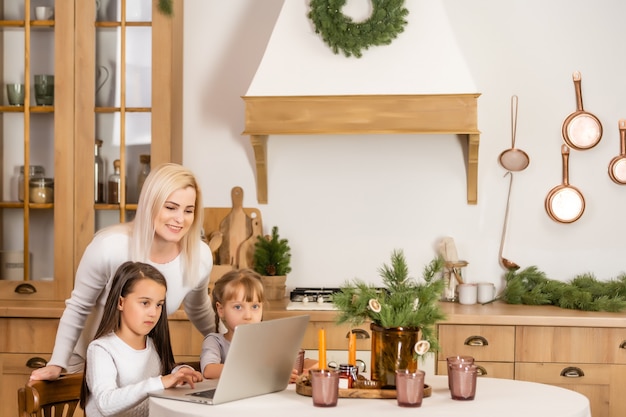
(242, 94, 481, 204)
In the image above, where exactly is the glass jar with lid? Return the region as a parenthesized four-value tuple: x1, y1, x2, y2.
(18, 165, 45, 202)
(29, 177, 54, 204)
(137, 154, 150, 200)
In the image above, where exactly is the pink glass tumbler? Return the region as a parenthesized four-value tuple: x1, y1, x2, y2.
(446, 355, 475, 390)
(448, 363, 478, 400)
(310, 369, 339, 407)
(395, 369, 426, 407)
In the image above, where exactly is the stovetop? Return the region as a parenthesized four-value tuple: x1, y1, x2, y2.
(289, 287, 341, 303)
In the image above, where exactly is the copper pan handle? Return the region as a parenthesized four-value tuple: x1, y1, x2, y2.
(572, 71, 584, 111)
(561, 144, 570, 186)
(617, 119, 626, 155)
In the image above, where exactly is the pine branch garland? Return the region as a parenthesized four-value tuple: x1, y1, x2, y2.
(501, 266, 626, 312)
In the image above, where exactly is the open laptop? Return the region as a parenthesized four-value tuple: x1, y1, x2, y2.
(149, 314, 309, 405)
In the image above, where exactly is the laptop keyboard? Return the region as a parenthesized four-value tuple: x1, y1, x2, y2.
(189, 389, 216, 399)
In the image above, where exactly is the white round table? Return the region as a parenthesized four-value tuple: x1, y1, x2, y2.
(149, 375, 591, 417)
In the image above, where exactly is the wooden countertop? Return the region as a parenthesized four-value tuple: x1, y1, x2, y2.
(437, 301, 626, 327)
(2, 299, 625, 328)
(263, 299, 626, 328)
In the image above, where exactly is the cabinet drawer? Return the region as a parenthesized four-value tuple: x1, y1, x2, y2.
(1, 353, 49, 417)
(438, 325, 515, 362)
(169, 320, 205, 356)
(516, 363, 626, 417)
(0, 318, 59, 353)
(437, 360, 514, 379)
(516, 326, 626, 364)
(301, 322, 371, 351)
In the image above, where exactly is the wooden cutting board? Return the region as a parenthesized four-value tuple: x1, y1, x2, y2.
(237, 214, 263, 269)
(218, 187, 252, 266)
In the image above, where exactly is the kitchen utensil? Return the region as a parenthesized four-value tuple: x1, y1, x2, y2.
(207, 231, 223, 264)
(562, 71, 602, 150)
(545, 144, 585, 223)
(608, 119, 626, 185)
(499, 95, 529, 172)
(498, 172, 520, 270)
(218, 186, 252, 266)
(237, 213, 263, 269)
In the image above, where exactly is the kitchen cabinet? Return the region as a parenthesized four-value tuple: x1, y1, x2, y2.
(0, 2, 183, 416)
(0, 316, 58, 417)
(436, 302, 626, 417)
(0, 1, 183, 302)
(437, 324, 515, 379)
(0, 0, 75, 302)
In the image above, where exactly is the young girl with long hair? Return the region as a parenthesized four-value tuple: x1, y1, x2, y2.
(31, 163, 215, 381)
(81, 261, 202, 417)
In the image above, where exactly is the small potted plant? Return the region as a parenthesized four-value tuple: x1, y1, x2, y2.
(253, 226, 292, 300)
(332, 249, 446, 387)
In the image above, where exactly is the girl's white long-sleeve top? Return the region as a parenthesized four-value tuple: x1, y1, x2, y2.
(85, 333, 163, 417)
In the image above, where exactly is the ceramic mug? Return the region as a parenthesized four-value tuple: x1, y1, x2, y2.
(477, 282, 496, 304)
(35, 6, 54, 20)
(457, 284, 477, 305)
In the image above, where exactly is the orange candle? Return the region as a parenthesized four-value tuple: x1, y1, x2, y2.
(318, 328, 326, 370)
(348, 331, 357, 366)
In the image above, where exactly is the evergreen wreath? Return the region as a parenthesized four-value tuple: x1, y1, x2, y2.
(500, 266, 626, 312)
(308, 0, 409, 58)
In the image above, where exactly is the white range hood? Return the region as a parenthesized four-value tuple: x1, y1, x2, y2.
(243, 0, 480, 204)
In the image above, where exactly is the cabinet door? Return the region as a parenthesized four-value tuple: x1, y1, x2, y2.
(74, 0, 183, 268)
(0, 0, 75, 302)
(436, 360, 514, 379)
(516, 326, 626, 364)
(437, 324, 515, 362)
(516, 362, 626, 417)
(0, 317, 60, 417)
(169, 318, 205, 357)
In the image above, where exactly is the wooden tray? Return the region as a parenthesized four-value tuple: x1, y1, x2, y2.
(295, 380, 432, 399)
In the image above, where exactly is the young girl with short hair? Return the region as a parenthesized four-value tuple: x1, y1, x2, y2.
(81, 261, 202, 417)
(200, 268, 266, 379)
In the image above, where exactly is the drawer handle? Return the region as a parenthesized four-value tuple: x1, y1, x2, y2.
(15, 283, 37, 295)
(476, 365, 487, 376)
(560, 366, 584, 378)
(464, 336, 489, 346)
(26, 357, 48, 369)
(620, 340, 626, 349)
(345, 329, 370, 339)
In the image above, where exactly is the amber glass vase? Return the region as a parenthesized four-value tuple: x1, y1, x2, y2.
(370, 323, 420, 388)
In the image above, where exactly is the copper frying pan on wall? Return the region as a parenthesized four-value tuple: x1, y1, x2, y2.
(609, 119, 626, 185)
(545, 144, 585, 223)
(562, 71, 602, 150)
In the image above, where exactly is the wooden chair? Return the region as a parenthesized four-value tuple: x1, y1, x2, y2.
(18, 373, 83, 417)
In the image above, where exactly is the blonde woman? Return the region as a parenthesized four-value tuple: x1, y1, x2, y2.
(31, 163, 215, 381)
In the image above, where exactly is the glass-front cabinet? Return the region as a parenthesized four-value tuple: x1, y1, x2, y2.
(0, 0, 183, 300)
(0, 0, 74, 300)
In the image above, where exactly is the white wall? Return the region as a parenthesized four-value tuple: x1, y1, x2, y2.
(183, 0, 626, 292)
